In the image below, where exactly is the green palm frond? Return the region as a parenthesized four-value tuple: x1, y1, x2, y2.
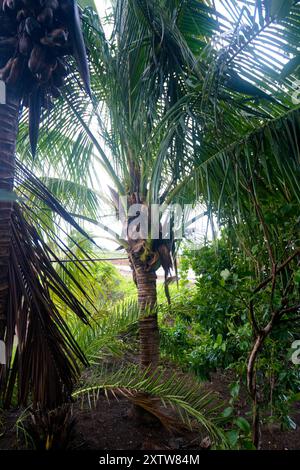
(79, 0, 97, 9)
(202, 0, 300, 117)
(172, 105, 300, 222)
(69, 299, 140, 360)
(73, 363, 226, 445)
(33, 178, 100, 219)
(22, 1, 222, 204)
(17, 94, 95, 184)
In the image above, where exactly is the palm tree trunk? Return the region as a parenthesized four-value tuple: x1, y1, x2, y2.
(0, 90, 20, 341)
(135, 264, 159, 370)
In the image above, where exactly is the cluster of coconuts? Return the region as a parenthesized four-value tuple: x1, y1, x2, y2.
(0, 0, 89, 107)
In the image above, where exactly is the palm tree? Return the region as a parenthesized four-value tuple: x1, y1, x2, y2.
(0, 0, 93, 409)
(30, 0, 223, 371)
(28, 0, 300, 443)
(53, 0, 294, 371)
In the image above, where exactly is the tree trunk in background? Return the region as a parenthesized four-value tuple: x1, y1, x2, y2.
(134, 262, 159, 370)
(0, 90, 20, 341)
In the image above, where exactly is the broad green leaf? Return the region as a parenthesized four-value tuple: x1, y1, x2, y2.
(226, 430, 239, 446)
(235, 417, 251, 434)
(220, 269, 231, 281)
(294, 269, 300, 285)
(222, 407, 234, 418)
(230, 382, 240, 399)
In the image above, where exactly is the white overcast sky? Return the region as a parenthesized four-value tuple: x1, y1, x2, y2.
(95, 0, 111, 19)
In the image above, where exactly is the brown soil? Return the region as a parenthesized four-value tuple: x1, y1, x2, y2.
(71, 396, 201, 450)
(0, 369, 299, 450)
(0, 396, 202, 451)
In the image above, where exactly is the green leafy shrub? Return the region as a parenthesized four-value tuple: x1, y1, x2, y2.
(159, 232, 254, 378)
(159, 231, 300, 429)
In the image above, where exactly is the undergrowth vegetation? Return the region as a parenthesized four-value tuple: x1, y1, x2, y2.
(159, 233, 300, 440)
(1, 0, 300, 453)
(59, 231, 299, 449)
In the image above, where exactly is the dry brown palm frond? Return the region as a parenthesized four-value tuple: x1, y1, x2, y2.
(0, 161, 100, 409)
(25, 404, 75, 450)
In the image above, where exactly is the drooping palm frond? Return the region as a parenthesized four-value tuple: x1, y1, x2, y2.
(215, 0, 300, 95)
(21, 1, 222, 198)
(73, 363, 226, 445)
(169, 99, 299, 234)
(194, 0, 300, 135)
(22, 177, 101, 223)
(1, 205, 88, 409)
(17, 123, 95, 188)
(0, 160, 103, 409)
(156, 1, 300, 231)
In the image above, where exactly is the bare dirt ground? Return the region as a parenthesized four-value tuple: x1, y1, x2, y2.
(1, 369, 299, 450)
